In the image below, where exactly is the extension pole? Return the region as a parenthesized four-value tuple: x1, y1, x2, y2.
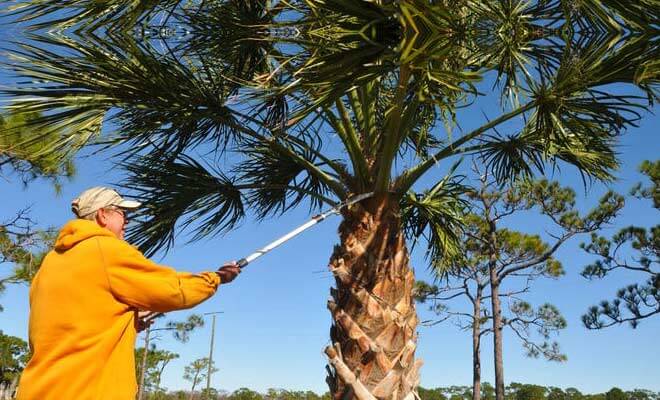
(235, 192, 374, 268)
(144, 192, 374, 324)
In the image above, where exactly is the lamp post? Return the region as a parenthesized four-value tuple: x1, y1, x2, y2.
(204, 311, 224, 396)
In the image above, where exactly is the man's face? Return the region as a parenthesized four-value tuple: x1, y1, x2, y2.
(96, 207, 127, 240)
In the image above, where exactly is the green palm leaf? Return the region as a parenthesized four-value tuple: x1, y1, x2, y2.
(401, 170, 468, 264)
(123, 154, 245, 256)
(5, 0, 176, 31)
(526, 35, 656, 151)
(2, 34, 244, 160)
(236, 135, 339, 220)
(180, 0, 281, 81)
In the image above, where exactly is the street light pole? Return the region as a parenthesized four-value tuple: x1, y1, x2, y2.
(204, 311, 223, 396)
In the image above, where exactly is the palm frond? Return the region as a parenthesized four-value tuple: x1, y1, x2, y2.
(122, 154, 245, 256)
(600, 0, 660, 31)
(400, 102, 444, 159)
(275, 0, 481, 123)
(401, 171, 468, 265)
(179, 0, 279, 81)
(545, 32, 658, 101)
(3, 34, 244, 160)
(453, 32, 656, 185)
(535, 0, 660, 32)
(476, 132, 546, 182)
(236, 134, 340, 220)
(5, 0, 176, 31)
(507, 34, 658, 177)
(471, 0, 563, 103)
(476, 121, 619, 185)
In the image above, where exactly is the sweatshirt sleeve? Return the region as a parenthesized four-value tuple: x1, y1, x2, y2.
(96, 236, 221, 312)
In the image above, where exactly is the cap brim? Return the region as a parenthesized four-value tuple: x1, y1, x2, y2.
(117, 200, 142, 209)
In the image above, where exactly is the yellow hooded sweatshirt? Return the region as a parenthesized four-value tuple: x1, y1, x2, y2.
(17, 219, 221, 400)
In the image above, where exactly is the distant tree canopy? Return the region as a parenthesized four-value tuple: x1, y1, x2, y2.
(0, 330, 29, 385)
(125, 385, 659, 400)
(581, 160, 660, 329)
(1, 109, 76, 311)
(414, 385, 656, 400)
(226, 388, 331, 400)
(230, 388, 268, 400)
(135, 345, 179, 395)
(0, 110, 76, 189)
(0, 210, 55, 312)
(183, 357, 217, 397)
(513, 384, 548, 400)
(418, 387, 448, 400)
(606, 389, 629, 400)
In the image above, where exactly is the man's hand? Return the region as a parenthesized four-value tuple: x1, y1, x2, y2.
(217, 261, 241, 284)
(135, 311, 157, 332)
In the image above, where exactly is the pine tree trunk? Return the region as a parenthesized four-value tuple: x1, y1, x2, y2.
(137, 326, 151, 400)
(472, 287, 483, 400)
(486, 205, 504, 400)
(189, 373, 199, 400)
(489, 274, 504, 400)
(325, 196, 421, 400)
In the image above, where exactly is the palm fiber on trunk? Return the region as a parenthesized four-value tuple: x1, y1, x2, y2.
(325, 196, 421, 400)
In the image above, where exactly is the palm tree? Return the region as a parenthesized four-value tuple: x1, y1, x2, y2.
(2, 1, 657, 400)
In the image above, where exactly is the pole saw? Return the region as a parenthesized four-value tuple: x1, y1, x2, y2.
(144, 192, 374, 323)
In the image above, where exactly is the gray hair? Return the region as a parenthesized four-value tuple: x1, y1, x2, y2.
(78, 210, 99, 221)
(78, 206, 115, 221)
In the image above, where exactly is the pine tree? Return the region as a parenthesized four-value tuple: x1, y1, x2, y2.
(416, 174, 623, 400)
(581, 160, 659, 329)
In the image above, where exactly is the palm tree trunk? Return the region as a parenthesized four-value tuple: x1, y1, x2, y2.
(472, 288, 483, 400)
(325, 196, 420, 400)
(137, 326, 151, 400)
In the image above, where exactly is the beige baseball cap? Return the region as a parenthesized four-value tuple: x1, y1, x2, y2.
(71, 186, 141, 218)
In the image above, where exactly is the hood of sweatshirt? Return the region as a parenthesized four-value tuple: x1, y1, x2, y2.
(54, 219, 116, 252)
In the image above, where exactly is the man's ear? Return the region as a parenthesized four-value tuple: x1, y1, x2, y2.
(95, 208, 107, 227)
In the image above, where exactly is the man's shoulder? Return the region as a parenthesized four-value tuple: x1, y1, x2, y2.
(94, 235, 144, 255)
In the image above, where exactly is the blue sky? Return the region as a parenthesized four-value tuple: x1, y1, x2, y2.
(1, 19, 659, 397)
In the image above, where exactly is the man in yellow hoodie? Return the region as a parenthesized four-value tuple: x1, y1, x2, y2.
(17, 186, 241, 400)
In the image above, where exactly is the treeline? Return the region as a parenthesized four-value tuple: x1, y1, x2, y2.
(139, 387, 329, 400)
(417, 384, 660, 400)
(137, 385, 660, 400)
